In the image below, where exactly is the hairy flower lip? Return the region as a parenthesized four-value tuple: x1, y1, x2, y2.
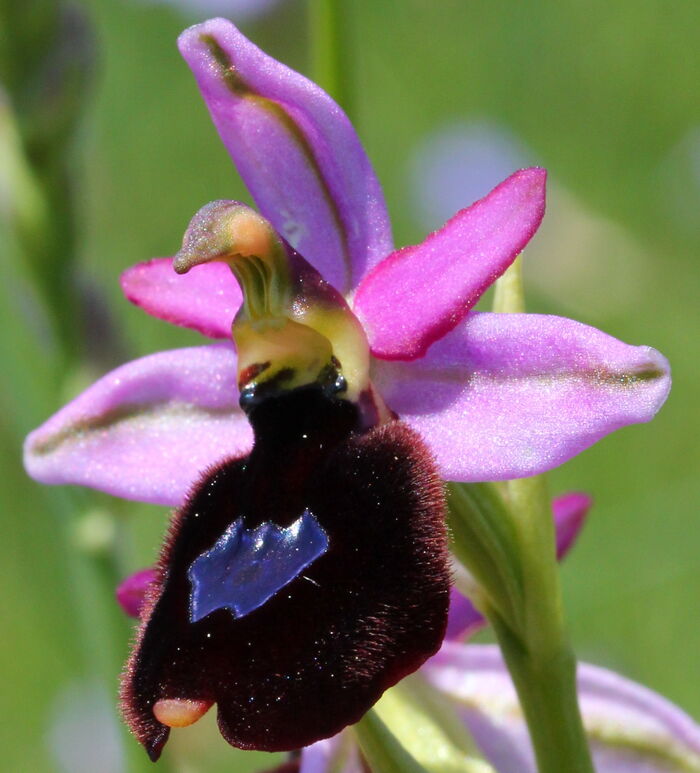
(118, 489, 591, 647)
(121, 394, 450, 757)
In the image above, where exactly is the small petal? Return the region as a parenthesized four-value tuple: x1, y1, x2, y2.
(116, 569, 157, 618)
(178, 18, 392, 293)
(553, 491, 592, 559)
(24, 344, 252, 506)
(373, 312, 671, 481)
(354, 169, 546, 361)
(120, 258, 241, 338)
(445, 588, 485, 641)
(446, 492, 590, 640)
(423, 643, 700, 773)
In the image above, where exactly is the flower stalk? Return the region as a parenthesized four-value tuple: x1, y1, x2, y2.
(355, 676, 496, 773)
(451, 256, 595, 773)
(486, 476, 594, 773)
(308, 0, 353, 116)
(354, 711, 430, 773)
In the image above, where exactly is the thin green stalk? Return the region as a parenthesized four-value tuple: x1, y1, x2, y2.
(308, 0, 353, 114)
(0, 92, 81, 362)
(492, 255, 526, 314)
(354, 710, 429, 773)
(447, 482, 525, 631)
(494, 476, 593, 773)
(485, 258, 594, 773)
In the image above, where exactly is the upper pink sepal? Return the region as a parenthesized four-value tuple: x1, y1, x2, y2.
(423, 643, 700, 772)
(120, 258, 241, 339)
(372, 312, 671, 481)
(23, 344, 252, 506)
(116, 568, 157, 618)
(354, 168, 546, 361)
(178, 18, 392, 294)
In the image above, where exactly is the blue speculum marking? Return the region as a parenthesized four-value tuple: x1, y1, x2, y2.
(187, 510, 329, 623)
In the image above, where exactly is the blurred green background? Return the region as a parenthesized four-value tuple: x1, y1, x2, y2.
(2, 0, 699, 770)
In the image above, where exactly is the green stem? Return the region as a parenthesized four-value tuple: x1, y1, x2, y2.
(486, 259, 594, 773)
(354, 710, 429, 773)
(0, 86, 82, 364)
(308, 0, 353, 114)
(447, 482, 525, 631)
(492, 255, 526, 314)
(491, 611, 592, 772)
(494, 477, 593, 773)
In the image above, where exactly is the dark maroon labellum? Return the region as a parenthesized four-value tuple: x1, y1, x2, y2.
(121, 385, 449, 759)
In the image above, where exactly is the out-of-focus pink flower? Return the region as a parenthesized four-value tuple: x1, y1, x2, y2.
(295, 644, 700, 773)
(139, 0, 282, 23)
(409, 120, 532, 233)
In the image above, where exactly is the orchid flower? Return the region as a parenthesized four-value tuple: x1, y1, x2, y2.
(23, 17, 671, 762)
